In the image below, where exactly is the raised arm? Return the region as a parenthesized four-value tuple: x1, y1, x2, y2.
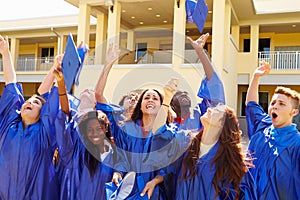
(53, 64, 70, 117)
(38, 55, 63, 95)
(187, 33, 214, 80)
(245, 61, 270, 104)
(0, 35, 16, 84)
(152, 78, 178, 133)
(94, 44, 120, 104)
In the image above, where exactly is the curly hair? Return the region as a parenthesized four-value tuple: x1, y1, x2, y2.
(180, 106, 253, 200)
(78, 110, 114, 178)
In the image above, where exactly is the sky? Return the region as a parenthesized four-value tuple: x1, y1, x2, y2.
(253, 0, 300, 14)
(1, 0, 300, 21)
(0, 0, 79, 21)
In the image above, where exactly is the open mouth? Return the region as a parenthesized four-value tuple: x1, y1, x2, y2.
(25, 106, 32, 110)
(146, 104, 154, 109)
(271, 112, 278, 119)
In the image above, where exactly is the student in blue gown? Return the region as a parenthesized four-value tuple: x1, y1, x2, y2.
(148, 33, 256, 200)
(50, 46, 128, 200)
(94, 44, 179, 199)
(169, 33, 225, 133)
(0, 35, 60, 199)
(97, 83, 178, 200)
(245, 61, 300, 199)
(173, 104, 257, 200)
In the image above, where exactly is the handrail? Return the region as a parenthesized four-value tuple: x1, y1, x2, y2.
(1, 51, 300, 72)
(258, 51, 300, 70)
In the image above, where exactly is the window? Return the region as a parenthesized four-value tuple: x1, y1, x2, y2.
(243, 38, 270, 53)
(259, 38, 270, 52)
(241, 91, 269, 116)
(41, 47, 54, 63)
(135, 43, 147, 62)
(243, 39, 250, 52)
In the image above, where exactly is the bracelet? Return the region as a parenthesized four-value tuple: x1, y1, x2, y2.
(162, 103, 169, 107)
(59, 93, 67, 96)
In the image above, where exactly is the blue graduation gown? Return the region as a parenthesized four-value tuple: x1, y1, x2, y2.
(173, 72, 225, 132)
(148, 128, 257, 200)
(0, 83, 60, 200)
(175, 142, 257, 200)
(246, 101, 300, 199)
(55, 110, 119, 200)
(96, 103, 167, 200)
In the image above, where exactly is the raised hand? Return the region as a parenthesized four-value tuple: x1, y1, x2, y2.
(111, 172, 122, 187)
(0, 35, 10, 55)
(164, 77, 179, 103)
(105, 43, 121, 66)
(53, 54, 64, 82)
(254, 61, 271, 77)
(187, 33, 209, 50)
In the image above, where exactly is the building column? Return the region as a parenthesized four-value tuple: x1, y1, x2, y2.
(211, 0, 226, 72)
(107, 1, 121, 47)
(127, 30, 135, 51)
(223, 2, 231, 64)
(95, 12, 108, 65)
(60, 35, 68, 54)
(250, 25, 259, 56)
(172, 0, 186, 67)
(231, 25, 240, 49)
(77, 3, 91, 46)
(10, 37, 19, 70)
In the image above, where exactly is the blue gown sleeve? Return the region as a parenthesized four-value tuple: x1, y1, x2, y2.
(293, 140, 300, 199)
(0, 83, 24, 136)
(55, 110, 81, 166)
(96, 102, 130, 173)
(245, 101, 272, 139)
(197, 72, 225, 106)
(239, 170, 258, 200)
(148, 126, 191, 171)
(39, 86, 60, 153)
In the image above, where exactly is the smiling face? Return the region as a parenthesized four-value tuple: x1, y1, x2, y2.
(140, 89, 162, 115)
(21, 96, 43, 124)
(268, 93, 298, 128)
(86, 119, 107, 145)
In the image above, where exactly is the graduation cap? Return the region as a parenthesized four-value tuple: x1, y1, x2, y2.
(75, 43, 89, 86)
(185, 0, 197, 23)
(62, 33, 88, 93)
(192, 0, 208, 33)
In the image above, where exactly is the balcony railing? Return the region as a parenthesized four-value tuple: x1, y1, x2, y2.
(1, 51, 300, 72)
(258, 51, 300, 70)
(0, 57, 54, 72)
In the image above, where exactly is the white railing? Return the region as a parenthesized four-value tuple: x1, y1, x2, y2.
(1, 51, 300, 72)
(259, 51, 300, 70)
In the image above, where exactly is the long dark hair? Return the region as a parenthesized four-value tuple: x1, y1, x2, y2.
(78, 110, 113, 178)
(180, 106, 253, 200)
(128, 88, 172, 124)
